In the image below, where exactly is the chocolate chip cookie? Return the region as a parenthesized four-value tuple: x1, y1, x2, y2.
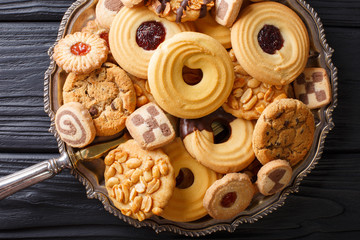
(252, 98, 315, 166)
(63, 62, 136, 136)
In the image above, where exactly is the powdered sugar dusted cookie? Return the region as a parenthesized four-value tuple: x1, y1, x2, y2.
(55, 102, 96, 148)
(293, 68, 331, 109)
(203, 173, 255, 219)
(256, 159, 292, 196)
(126, 103, 175, 150)
(214, 0, 243, 27)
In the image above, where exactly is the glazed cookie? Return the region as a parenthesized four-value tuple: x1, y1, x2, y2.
(293, 68, 332, 109)
(109, 6, 194, 79)
(148, 32, 234, 119)
(181, 108, 255, 174)
(104, 139, 175, 221)
(223, 73, 289, 120)
(63, 62, 136, 136)
(53, 32, 108, 75)
(96, 0, 124, 29)
(256, 159, 292, 196)
(231, 2, 310, 85)
(125, 103, 175, 150)
(203, 173, 255, 220)
(252, 98, 315, 166)
(214, 0, 243, 27)
(194, 12, 231, 49)
(161, 138, 220, 222)
(148, 0, 215, 23)
(55, 102, 96, 148)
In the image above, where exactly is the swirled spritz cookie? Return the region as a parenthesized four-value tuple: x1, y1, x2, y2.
(63, 62, 136, 136)
(231, 2, 309, 85)
(203, 173, 255, 219)
(104, 139, 175, 221)
(252, 98, 315, 166)
(55, 102, 96, 148)
(53, 32, 108, 75)
(148, 32, 234, 119)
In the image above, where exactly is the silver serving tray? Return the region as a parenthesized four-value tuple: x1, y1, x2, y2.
(0, 0, 338, 237)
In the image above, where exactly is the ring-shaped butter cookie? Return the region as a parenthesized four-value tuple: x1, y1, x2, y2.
(109, 6, 194, 79)
(180, 108, 255, 174)
(231, 2, 310, 85)
(148, 32, 234, 119)
(161, 138, 220, 222)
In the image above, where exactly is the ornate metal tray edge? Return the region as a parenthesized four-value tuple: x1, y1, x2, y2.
(43, 0, 338, 237)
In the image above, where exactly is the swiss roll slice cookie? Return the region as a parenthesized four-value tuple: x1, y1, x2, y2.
(109, 6, 194, 79)
(96, 0, 124, 29)
(55, 102, 96, 148)
(214, 0, 243, 27)
(231, 1, 310, 85)
(203, 173, 255, 220)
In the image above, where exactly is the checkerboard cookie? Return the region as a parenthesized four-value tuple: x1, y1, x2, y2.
(126, 103, 175, 150)
(293, 68, 331, 109)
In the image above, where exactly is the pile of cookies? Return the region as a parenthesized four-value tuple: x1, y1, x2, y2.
(53, 0, 332, 222)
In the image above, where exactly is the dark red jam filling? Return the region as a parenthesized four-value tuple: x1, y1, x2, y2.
(221, 192, 237, 208)
(175, 168, 194, 189)
(257, 24, 284, 54)
(136, 21, 166, 51)
(70, 42, 91, 56)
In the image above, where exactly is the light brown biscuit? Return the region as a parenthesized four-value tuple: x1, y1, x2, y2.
(203, 173, 255, 220)
(252, 98, 315, 166)
(55, 102, 96, 148)
(293, 68, 332, 109)
(125, 103, 175, 150)
(96, 0, 124, 29)
(214, 0, 243, 27)
(53, 32, 108, 75)
(223, 73, 289, 120)
(63, 62, 136, 136)
(256, 159, 292, 196)
(130, 76, 155, 108)
(104, 139, 175, 221)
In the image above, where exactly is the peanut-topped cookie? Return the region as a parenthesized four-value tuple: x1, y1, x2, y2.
(104, 139, 175, 221)
(252, 98, 315, 166)
(63, 62, 136, 136)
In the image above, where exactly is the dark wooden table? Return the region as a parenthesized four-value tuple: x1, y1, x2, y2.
(0, 0, 359, 239)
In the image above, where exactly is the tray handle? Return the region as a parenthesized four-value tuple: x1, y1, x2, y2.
(0, 153, 70, 200)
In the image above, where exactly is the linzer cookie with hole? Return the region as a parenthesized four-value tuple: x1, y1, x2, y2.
(252, 98, 315, 166)
(63, 62, 136, 136)
(55, 102, 96, 148)
(293, 68, 332, 109)
(104, 139, 175, 221)
(161, 138, 221, 222)
(96, 0, 124, 29)
(109, 6, 194, 79)
(203, 173, 255, 219)
(214, 0, 243, 27)
(126, 103, 175, 150)
(53, 32, 108, 75)
(256, 159, 293, 196)
(147, 0, 215, 23)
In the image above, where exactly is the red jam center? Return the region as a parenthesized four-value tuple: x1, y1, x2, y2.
(99, 32, 109, 47)
(257, 24, 284, 54)
(70, 42, 91, 56)
(221, 192, 237, 208)
(136, 21, 166, 51)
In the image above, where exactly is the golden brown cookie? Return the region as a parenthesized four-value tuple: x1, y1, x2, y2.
(223, 73, 289, 120)
(148, 0, 215, 23)
(252, 98, 315, 166)
(131, 76, 155, 108)
(104, 139, 175, 221)
(231, 2, 309, 85)
(55, 102, 96, 148)
(63, 62, 136, 136)
(203, 173, 255, 220)
(256, 159, 292, 196)
(53, 32, 109, 75)
(161, 138, 220, 222)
